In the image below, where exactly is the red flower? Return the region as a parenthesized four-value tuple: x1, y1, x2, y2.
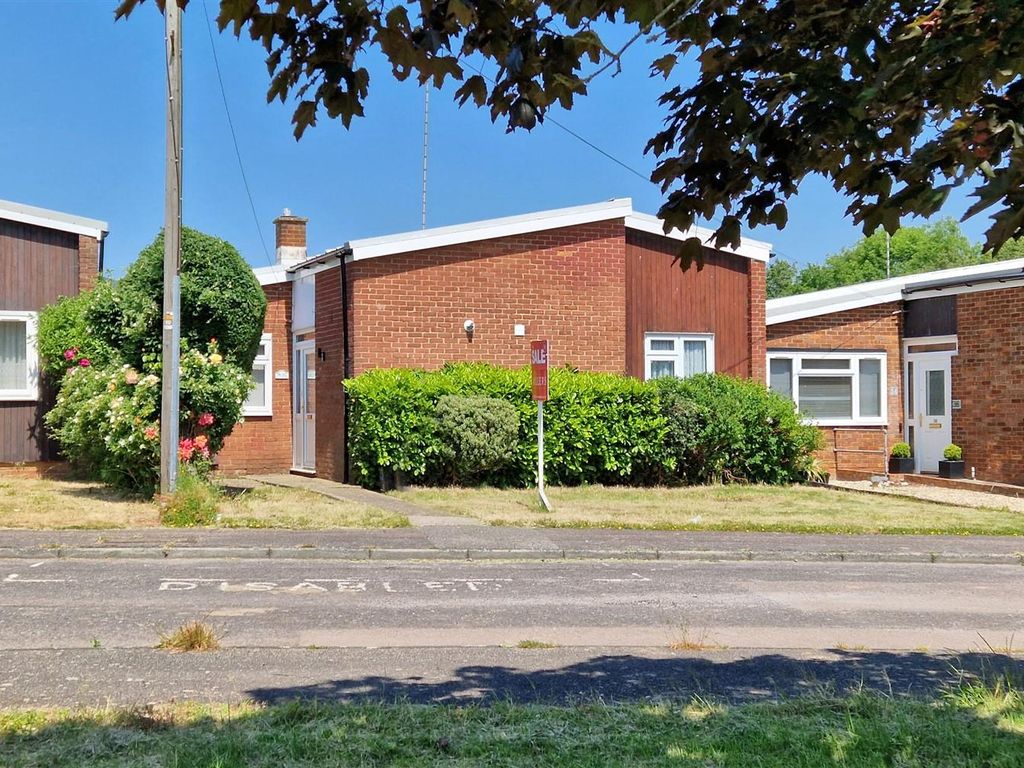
(178, 437, 195, 462)
(144, 425, 159, 441)
(197, 412, 214, 427)
(63, 348, 78, 361)
(78, 358, 91, 367)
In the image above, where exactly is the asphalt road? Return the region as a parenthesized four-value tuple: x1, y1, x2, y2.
(2, 557, 1021, 705)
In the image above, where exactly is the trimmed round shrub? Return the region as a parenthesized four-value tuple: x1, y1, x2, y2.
(891, 441, 912, 459)
(435, 395, 520, 485)
(87, 227, 267, 370)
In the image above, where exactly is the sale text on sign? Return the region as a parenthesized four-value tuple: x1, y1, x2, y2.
(531, 340, 549, 401)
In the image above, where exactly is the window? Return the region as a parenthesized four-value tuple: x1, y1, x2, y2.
(0, 312, 39, 401)
(644, 333, 714, 380)
(242, 333, 273, 416)
(767, 350, 887, 425)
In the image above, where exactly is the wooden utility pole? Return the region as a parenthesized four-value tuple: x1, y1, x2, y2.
(160, 0, 183, 494)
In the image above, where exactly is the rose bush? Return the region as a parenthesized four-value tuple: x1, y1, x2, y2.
(40, 227, 265, 496)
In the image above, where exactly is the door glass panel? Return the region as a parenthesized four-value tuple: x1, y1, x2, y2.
(907, 362, 914, 414)
(858, 359, 882, 417)
(649, 360, 675, 379)
(769, 358, 793, 400)
(798, 376, 853, 419)
(926, 369, 945, 416)
(304, 352, 316, 415)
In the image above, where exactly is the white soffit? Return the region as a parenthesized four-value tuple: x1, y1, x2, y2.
(0, 198, 108, 240)
(766, 256, 1024, 325)
(252, 265, 288, 286)
(624, 212, 772, 262)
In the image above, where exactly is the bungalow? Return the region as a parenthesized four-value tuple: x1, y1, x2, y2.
(0, 199, 107, 466)
(218, 198, 772, 480)
(766, 259, 1024, 485)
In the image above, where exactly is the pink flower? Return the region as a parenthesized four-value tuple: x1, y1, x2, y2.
(144, 426, 159, 441)
(197, 412, 214, 427)
(125, 370, 139, 385)
(78, 358, 91, 367)
(178, 437, 195, 462)
(63, 348, 78, 361)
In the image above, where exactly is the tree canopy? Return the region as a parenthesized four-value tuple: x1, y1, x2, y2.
(116, 1, 1024, 264)
(767, 218, 1024, 298)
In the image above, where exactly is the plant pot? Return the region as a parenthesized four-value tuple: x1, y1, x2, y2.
(938, 460, 965, 479)
(888, 456, 915, 474)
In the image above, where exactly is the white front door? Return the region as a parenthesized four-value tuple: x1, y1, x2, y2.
(292, 341, 316, 472)
(907, 353, 951, 473)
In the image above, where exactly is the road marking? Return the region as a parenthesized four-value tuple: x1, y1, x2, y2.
(593, 573, 651, 583)
(4, 573, 74, 584)
(157, 577, 512, 594)
(29, 562, 44, 568)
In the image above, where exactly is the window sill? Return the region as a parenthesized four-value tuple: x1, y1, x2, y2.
(807, 419, 888, 428)
(0, 393, 39, 402)
(242, 408, 273, 418)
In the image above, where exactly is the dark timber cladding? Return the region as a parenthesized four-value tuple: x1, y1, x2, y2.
(904, 295, 957, 338)
(1, 219, 80, 462)
(625, 229, 752, 378)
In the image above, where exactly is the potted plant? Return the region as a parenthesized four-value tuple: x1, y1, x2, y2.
(939, 444, 965, 479)
(888, 442, 915, 474)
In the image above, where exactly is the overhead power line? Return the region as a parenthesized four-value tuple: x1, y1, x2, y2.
(202, 0, 274, 267)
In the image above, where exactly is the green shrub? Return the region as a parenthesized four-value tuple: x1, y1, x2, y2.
(891, 441, 912, 459)
(345, 363, 672, 488)
(943, 443, 963, 461)
(87, 227, 266, 370)
(40, 226, 264, 496)
(345, 364, 820, 489)
(160, 469, 221, 527)
(435, 395, 520, 485)
(37, 288, 116, 377)
(653, 374, 822, 485)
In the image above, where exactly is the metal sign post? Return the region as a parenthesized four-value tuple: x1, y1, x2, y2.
(160, 0, 183, 495)
(531, 340, 552, 512)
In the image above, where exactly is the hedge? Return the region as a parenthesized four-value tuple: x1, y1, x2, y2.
(344, 364, 821, 489)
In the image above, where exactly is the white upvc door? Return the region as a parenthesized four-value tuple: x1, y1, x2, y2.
(907, 353, 952, 473)
(292, 340, 316, 472)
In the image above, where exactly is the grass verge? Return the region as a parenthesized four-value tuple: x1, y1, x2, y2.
(1, 684, 1023, 766)
(396, 484, 1024, 535)
(0, 477, 409, 530)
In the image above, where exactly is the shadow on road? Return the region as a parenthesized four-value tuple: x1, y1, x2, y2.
(246, 650, 1024, 705)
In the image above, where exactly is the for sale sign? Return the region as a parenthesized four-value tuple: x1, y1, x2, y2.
(531, 340, 549, 401)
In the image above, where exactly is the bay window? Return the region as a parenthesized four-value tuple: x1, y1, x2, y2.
(767, 351, 886, 425)
(0, 312, 39, 401)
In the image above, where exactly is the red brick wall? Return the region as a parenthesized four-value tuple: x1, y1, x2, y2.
(346, 221, 628, 374)
(217, 282, 293, 473)
(77, 235, 99, 292)
(952, 287, 1024, 485)
(767, 302, 903, 478)
(315, 267, 347, 481)
(748, 260, 767, 381)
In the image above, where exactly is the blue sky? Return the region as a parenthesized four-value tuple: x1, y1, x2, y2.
(1, 1, 989, 274)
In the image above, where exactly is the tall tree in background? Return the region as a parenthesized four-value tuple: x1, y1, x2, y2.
(766, 218, 1024, 298)
(116, 1, 1024, 265)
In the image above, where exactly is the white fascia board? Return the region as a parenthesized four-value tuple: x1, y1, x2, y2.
(346, 198, 634, 262)
(624, 212, 772, 262)
(905, 275, 1024, 301)
(766, 256, 1024, 325)
(0, 199, 108, 240)
(252, 265, 288, 286)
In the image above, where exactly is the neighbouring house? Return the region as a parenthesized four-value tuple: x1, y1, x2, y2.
(0, 199, 107, 468)
(217, 198, 772, 480)
(766, 259, 1024, 485)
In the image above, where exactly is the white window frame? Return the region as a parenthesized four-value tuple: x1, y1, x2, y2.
(767, 349, 887, 427)
(644, 332, 715, 381)
(0, 311, 39, 402)
(242, 333, 273, 416)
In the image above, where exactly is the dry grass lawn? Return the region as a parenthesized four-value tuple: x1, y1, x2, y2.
(0, 477, 408, 530)
(396, 484, 1024, 536)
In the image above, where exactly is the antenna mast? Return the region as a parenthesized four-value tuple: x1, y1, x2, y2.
(421, 87, 429, 229)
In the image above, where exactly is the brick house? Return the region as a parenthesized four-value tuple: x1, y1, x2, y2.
(766, 259, 1024, 485)
(219, 198, 771, 481)
(0, 199, 107, 467)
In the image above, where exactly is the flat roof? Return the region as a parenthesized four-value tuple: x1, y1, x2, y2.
(766, 257, 1024, 325)
(289, 198, 772, 273)
(0, 198, 108, 240)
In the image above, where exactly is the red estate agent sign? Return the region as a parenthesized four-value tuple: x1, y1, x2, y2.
(531, 340, 549, 401)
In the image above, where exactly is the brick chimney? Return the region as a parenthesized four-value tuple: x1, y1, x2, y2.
(274, 208, 308, 266)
